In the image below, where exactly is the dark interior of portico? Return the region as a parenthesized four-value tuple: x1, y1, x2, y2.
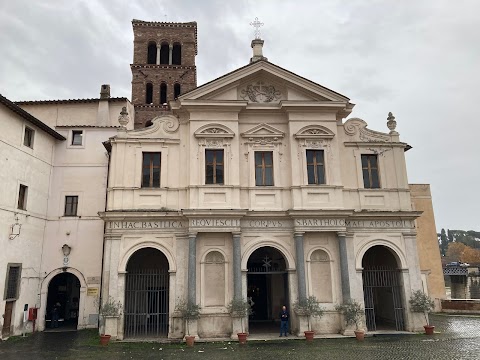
(45, 272, 80, 331)
(247, 247, 289, 334)
(362, 245, 405, 331)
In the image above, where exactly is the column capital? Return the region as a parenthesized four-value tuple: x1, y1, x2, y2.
(337, 232, 347, 238)
(294, 232, 305, 238)
(169, 43, 173, 48)
(188, 232, 198, 239)
(232, 232, 242, 238)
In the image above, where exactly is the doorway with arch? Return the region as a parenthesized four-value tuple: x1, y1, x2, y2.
(362, 245, 405, 331)
(45, 272, 80, 331)
(123, 247, 170, 338)
(247, 246, 289, 333)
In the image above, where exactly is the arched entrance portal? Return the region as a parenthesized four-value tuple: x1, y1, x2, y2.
(247, 247, 288, 333)
(362, 245, 405, 331)
(124, 248, 169, 338)
(46, 273, 80, 331)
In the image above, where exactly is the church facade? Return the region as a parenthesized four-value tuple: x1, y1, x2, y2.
(99, 20, 428, 340)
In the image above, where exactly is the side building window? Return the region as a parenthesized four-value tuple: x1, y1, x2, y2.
(147, 41, 157, 64)
(361, 154, 380, 189)
(205, 149, 224, 185)
(71, 130, 83, 146)
(4, 264, 22, 300)
(142, 152, 161, 188)
(255, 151, 274, 186)
(306, 150, 325, 185)
(17, 184, 28, 210)
(174, 83, 181, 99)
(160, 83, 167, 104)
(172, 43, 181, 65)
(146, 83, 153, 104)
(23, 126, 34, 148)
(64, 196, 79, 216)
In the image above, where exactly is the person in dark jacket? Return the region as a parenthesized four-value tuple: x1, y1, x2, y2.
(279, 305, 289, 337)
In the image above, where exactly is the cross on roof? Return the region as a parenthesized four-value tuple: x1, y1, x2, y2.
(250, 17, 264, 39)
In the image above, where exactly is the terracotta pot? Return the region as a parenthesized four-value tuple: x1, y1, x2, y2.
(185, 335, 196, 347)
(100, 334, 111, 346)
(237, 332, 248, 344)
(304, 330, 315, 341)
(354, 330, 365, 341)
(424, 325, 435, 335)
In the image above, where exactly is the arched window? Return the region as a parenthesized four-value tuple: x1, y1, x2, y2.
(145, 83, 153, 104)
(160, 83, 167, 104)
(147, 42, 157, 64)
(172, 43, 181, 65)
(174, 83, 181, 99)
(160, 42, 169, 65)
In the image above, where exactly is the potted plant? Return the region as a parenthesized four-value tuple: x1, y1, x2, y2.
(227, 298, 252, 344)
(97, 296, 123, 345)
(175, 299, 200, 346)
(293, 296, 325, 341)
(409, 290, 435, 335)
(335, 299, 365, 340)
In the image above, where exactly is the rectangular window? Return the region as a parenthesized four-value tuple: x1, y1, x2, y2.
(306, 150, 325, 185)
(361, 154, 380, 189)
(17, 184, 27, 210)
(142, 152, 161, 187)
(23, 127, 34, 148)
(205, 149, 224, 184)
(64, 196, 79, 216)
(4, 264, 21, 300)
(255, 151, 274, 186)
(71, 130, 83, 145)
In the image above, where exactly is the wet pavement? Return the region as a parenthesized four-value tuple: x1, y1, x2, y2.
(0, 314, 479, 359)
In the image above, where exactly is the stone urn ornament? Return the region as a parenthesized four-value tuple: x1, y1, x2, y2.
(118, 106, 130, 127)
(387, 112, 397, 134)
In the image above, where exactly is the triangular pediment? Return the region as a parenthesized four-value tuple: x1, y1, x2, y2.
(178, 61, 350, 104)
(241, 123, 285, 138)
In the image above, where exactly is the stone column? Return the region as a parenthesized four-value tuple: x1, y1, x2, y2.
(156, 45, 160, 65)
(168, 43, 173, 65)
(294, 232, 307, 302)
(337, 232, 351, 302)
(187, 233, 197, 305)
(232, 233, 242, 300)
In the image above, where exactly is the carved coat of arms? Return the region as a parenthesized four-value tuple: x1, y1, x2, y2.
(240, 81, 281, 103)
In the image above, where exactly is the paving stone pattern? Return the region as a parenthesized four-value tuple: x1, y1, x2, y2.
(0, 314, 479, 360)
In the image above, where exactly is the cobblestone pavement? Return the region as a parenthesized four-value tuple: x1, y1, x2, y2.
(0, 314, 479, 360)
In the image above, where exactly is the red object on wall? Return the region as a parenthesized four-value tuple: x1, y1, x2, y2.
(28, 308, 38, 321)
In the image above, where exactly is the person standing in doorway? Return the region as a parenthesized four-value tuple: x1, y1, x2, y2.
(51, 302, 60, 328)
(279, 305, 289, 337)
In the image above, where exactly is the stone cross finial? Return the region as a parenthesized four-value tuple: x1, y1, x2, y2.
(250, 17, 264, 39)
(118, 106, 130, 127)
(387, 112, 397, 134)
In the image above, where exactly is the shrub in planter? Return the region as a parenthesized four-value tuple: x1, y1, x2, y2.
(175, 299, 200, 346)
(335, 299, 365, 340)
(409, 290, 435, 335)
(293, 296, 325, 341)
(227, 298, 252, 344)
(97, 296, 123, 345)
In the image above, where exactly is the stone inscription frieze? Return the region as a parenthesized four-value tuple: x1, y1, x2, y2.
(107, 218, 414, 231)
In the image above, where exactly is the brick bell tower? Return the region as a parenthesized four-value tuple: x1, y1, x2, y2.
(130, 19, 198, 128)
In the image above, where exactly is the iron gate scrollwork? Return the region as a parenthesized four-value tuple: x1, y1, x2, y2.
(124, 269, 169, 338)
(362, 266, 405, 331)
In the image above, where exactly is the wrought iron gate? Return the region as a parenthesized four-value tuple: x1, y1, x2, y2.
(362, 267, 405, 331)
(124, 269, 169, 338)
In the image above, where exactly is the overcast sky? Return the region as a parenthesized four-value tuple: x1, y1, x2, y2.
(1, 0, 478, 231)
